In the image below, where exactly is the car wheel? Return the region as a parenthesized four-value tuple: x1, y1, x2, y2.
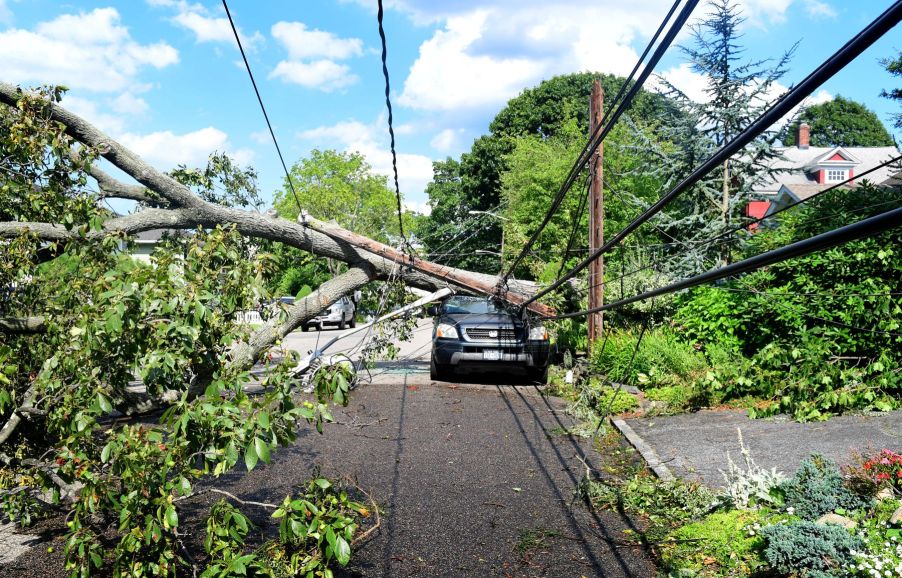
(349, 315, 356, 328)
(338, 315, 346, 330)
(301, 324, 309, 332)
(527, 366, 549, 385)
(430, 356, 452, 382)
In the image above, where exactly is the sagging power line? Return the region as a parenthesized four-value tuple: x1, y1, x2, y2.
(519, 1, 902, 313)
(501, 0, 699, 284)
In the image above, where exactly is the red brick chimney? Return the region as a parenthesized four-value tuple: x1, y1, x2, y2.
(797, 122, 810, 149)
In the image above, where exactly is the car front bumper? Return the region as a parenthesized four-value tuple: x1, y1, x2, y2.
(310, 312, 344, 325)
(432, 339, 550, 372)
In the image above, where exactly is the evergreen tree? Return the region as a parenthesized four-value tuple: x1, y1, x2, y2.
(651, 0, 796, 269)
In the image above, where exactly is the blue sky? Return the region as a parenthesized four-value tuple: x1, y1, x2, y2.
(0, 0, 899, 213)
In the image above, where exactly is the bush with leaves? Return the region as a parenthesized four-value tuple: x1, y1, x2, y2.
(760, 520, 863, 578)
(780, 454, 872, 521)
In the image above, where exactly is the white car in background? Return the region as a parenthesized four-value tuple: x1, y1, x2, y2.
(303, 296, 356, 331)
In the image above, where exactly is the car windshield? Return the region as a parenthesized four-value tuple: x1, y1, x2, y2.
(443, 296, 509, 315)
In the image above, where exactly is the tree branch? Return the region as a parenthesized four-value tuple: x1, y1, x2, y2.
(90, 165, 165, 206)
(0, 384, 37, 446)
(0, 316, 46, 334)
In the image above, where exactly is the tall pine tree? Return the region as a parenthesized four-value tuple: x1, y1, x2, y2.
(650, 0, 796, 269)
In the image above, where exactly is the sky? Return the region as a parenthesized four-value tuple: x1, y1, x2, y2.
(0, 0, 899, 214)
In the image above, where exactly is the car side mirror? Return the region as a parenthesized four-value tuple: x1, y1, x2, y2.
(426, 305, 439, 316)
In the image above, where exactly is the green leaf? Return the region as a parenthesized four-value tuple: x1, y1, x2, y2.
(254, 437, 270, 464)
(164, 505, 178, 529)
(314, 478, 332, 490)
(258, 411, 270, 429)
(100, 443, 112, 464)
(244, 441, 258, 471)
(335, 535, 351, 566)
(97, 393, 112, 413)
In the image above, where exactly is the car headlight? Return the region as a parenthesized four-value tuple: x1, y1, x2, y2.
(436, 323, 459, 339)
(528, 325, 548, 340)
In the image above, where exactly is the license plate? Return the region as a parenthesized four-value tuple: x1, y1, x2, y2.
(482, 349, 502, 361)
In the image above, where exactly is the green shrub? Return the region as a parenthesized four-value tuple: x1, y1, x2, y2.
(760, 520, 863, 577)
(660, 510, 767, 577)
(644, 385, 691, 410)
(591, 383, 640, 415)
(590, 328, 708, 388)
(781, 454, 872, 521)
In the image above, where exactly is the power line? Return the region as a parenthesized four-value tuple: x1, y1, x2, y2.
(521, 1, 902, 311)
(545, 204, 902, 320)
(501, 0, 699, 283)
(222, 0, 302, 213)
(376, 0, 408, 249)
(705, 153, 902, 246)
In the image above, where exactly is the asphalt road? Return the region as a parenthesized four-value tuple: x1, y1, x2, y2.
(3, 382, 654, 578)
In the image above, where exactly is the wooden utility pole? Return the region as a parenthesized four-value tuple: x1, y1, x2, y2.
(588, 79, 605, 349)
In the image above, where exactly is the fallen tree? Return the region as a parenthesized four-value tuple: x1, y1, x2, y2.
(0, 83, 552, 576)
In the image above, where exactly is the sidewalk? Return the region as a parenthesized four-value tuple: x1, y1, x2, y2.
(616, 409, 902, 487)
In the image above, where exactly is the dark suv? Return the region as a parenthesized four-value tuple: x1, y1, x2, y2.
(429, 295, 550, 383)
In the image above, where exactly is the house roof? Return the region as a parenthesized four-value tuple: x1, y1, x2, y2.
(135, 228, 175, 243)
(777, 183, 835, 202)
(753, 145, 900, 193)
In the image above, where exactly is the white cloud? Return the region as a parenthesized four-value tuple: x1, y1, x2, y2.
(110, 92, 150, 116)
(269, 60, 358, 92)
(399, 11, 546, 111)
(739, 0, 794, 26)
(62, 95, 126, 135)
(268, 22, 363, 92)
(802, 0, 836, 18)
(0, 7, 178, 93)
(249, 129, 271, 145)
(172, 11, 233, 43)
(271, 22, 363, 60)
(655, 63, 710, 103)
(430, 128, 464, 152)
(119, 127, 250, 169)
(298, 118, 435, 199)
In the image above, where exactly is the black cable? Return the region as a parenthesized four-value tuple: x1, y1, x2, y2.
(522, 1, 902, 310)
(502, 0, 698, 282)
(376, 0, 408, 249)
(706, 154, 902, 246)
(545, 204, 902, 320)
(222, 0, 302, 213)
(582, 190, 902, 297)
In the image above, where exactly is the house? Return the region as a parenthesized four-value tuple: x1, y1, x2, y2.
(748, 122, 900, 221)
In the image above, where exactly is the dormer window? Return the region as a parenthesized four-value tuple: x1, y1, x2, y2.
(825, 169, 848, 183)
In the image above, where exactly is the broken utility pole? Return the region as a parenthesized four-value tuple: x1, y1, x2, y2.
(588, 79, 605, 349)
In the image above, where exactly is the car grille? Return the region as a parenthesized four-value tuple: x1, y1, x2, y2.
(465, 327, 517, 341)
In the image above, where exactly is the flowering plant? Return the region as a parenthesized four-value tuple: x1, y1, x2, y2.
(861, 449, 902, 493)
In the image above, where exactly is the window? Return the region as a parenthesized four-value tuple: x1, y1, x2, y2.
(826, 169, 848, 183)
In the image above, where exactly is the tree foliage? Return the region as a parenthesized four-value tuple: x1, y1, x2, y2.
(650, 0, 795, 269)
(881, 50, 902, 130)
(674, 183, 902, 420)
(0, 87, 370, 576)
(783, 96, 895, 147)
(420, 71, 676, 271)
(273, 149, 400, 243)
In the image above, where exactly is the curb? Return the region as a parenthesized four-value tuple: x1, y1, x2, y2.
(611, 418, 675, 481)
